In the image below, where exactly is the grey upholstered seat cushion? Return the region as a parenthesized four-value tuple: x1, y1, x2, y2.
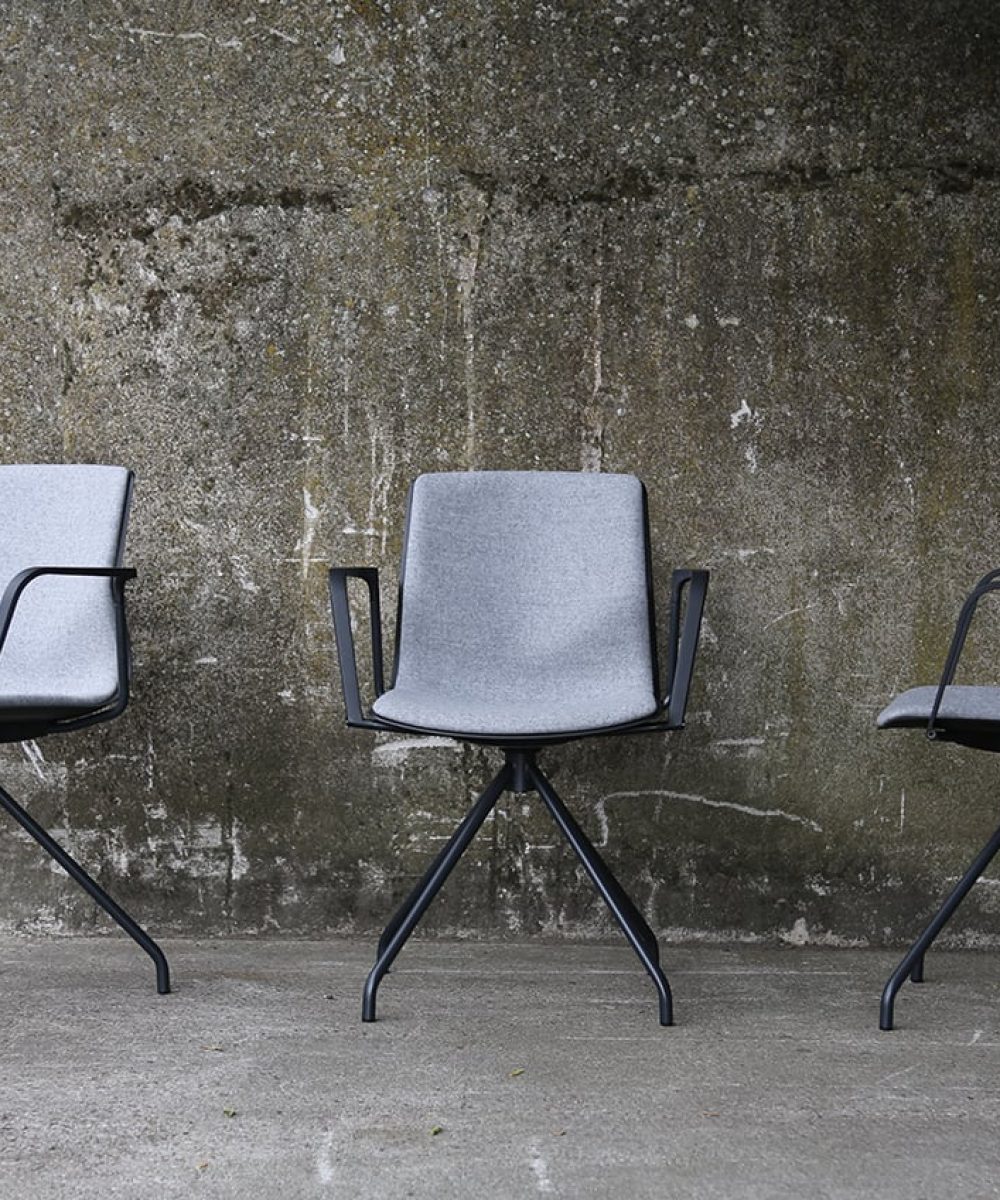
(877, 685, 1000, 729)
(0, 464, 132, 714)
(372, 471, 659, 736)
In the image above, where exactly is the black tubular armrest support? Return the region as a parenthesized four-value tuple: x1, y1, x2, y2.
(328, 567, 387, 730)
(0, 565, 138, 732)
(664, 568, 709, 728)
(0, 566, 136, 657)
(928, 567, 1000, 740)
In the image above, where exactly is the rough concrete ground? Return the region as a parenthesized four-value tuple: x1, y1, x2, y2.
(1, 936, 998, 1199)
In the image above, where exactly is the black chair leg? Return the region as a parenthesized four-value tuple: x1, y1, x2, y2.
(527, 761, 673, 1027)
(377, 763, 509, 959)
(880, 820, 1000, 1030)
(363, 762, 512, 1022)
(0, 782, 170, 994)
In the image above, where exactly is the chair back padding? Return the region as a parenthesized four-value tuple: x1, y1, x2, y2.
(0, 464, 132, 713)
(372, 471, 659, 735)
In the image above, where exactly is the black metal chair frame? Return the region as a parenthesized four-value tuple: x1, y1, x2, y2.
(330, 561, 707, 1026)
(880, 567, 1000, 1030)
(0, 563, 169, 995)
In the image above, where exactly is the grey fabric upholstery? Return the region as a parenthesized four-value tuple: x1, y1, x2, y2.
(0, 464, 131, 715)
(877, 685, 1000, 729)
(371, 471, 659, 736)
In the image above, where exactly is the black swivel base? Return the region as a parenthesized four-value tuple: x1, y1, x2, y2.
(362, 749, 672, 1026)
(880, 818, 1000, 1030)
(0, 781, 170, 994)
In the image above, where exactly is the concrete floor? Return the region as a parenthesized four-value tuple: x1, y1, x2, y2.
(1, 936, 998, 1199)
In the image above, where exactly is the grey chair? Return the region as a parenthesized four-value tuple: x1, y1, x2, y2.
(877, 566, 1000, 1029)
(0, 464, 168, 993)
(330, 471, 708, 1025)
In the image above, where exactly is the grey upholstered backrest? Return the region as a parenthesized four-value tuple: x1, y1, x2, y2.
(391, 471, 657, 716)
(0, 464, 132, 711)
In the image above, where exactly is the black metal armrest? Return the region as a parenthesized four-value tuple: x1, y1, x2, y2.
(664, 568, 709, 728)
(0, 565, 136, 656)
(328, 567, 387, 730)
(928, 567, 1000, 739)
(0, 565, 138, 730)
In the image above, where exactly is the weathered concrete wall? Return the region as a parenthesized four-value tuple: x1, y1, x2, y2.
(0, 0, 999, 947)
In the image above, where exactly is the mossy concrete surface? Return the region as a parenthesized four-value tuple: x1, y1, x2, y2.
(0, 2, 998, 945)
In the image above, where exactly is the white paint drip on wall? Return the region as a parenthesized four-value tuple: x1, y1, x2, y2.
(729, 398, 763, 472)
(124, 27, 212, 42)
(730, 398, 754, 428)
(783, 917, 810, 946)
(779, 918, 868, 949)
(20, 740, 51, 784)
(596, 797, 612, 847)
(602, 789, 823, 833)
(457, 216, 484, 468)
(371, 736, 462, 767)
(362, 403, 397, 556)
(145, 734, 156, 792)
(299, 488, 320, 581)
(581, 224, 605, 473)
(142, 820, 240, 881)
(591, 279, 603, 393)
(230, 831, 250, 881)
